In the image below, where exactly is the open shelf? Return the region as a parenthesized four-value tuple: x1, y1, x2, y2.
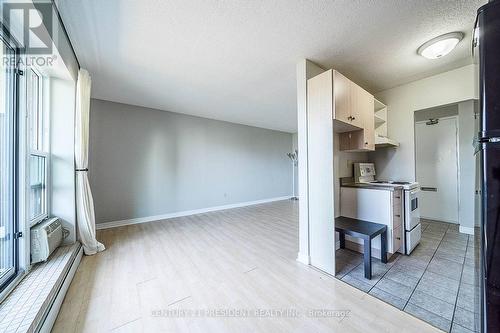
(375, 114, 386, 125)
(375, 135, 399, 148)
(374, 99, 387, 128)
(374, 98, 386, 112)
(373, 98, 398, 148)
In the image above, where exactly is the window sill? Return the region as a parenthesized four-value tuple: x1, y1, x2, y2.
(0, 272, 25, 304)
(0, 242, 81, 333)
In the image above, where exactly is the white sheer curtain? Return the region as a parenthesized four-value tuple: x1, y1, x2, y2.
(75, 69, 105, 255)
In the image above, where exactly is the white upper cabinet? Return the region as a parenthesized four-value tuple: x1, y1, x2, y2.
(307, 69, 376, 152)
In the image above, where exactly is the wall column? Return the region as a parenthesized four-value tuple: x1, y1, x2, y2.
(296, 59, 325, 264)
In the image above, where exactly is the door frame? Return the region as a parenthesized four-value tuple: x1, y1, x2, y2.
(414, 115, 460, 224)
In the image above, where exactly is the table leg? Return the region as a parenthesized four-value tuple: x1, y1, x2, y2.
(364, 238, 372, 279)
(381, 230, 387, 264)
(339, 232, 345, 249)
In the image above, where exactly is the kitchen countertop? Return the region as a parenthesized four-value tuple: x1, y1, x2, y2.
(341, 183, 403, 191)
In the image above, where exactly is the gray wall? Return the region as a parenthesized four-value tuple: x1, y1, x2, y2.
(89, 99, 293, 223)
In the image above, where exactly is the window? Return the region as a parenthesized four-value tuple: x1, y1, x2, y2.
(0, 35, 18, 291)
(27, 69, 48, 225)
(29, 153, 47, 221)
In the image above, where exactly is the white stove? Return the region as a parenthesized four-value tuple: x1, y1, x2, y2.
(353, 163, 418, 189)
(367, 180, 419, 191)
(353, 163, 421, 255)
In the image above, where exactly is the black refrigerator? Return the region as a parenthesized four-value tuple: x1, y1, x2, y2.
(476, 1, 500, 332)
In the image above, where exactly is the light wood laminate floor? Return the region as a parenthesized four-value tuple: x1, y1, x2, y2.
(53, 200, 439, 333)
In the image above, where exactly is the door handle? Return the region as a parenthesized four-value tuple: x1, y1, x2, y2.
(421, 187, 437, 192)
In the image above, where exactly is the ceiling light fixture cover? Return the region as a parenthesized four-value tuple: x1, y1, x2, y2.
(417, 32, 464, 59)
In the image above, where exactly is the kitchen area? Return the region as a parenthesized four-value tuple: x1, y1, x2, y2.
(301, 61, 479, 332)
(335, 161, 476, 333)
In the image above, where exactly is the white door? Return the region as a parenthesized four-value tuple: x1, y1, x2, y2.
(415, 117, 459, 223)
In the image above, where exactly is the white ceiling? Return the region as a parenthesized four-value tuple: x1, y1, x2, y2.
(56, 0, 485, 133)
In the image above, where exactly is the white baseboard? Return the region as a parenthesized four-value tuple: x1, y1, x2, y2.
(96, 196, 292, 230)
(296, 252, 310, 265)
(459, 226, 475, 235)
(420, 216, 458, 224)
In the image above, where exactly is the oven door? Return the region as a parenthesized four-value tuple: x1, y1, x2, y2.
(405, 188, 420, 230)
(406, 223, 421, 254)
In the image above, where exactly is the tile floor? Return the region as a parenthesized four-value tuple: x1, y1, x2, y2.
(336, 219, 479, 333)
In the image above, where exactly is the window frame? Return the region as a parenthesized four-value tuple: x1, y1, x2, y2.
(0, 26, 20, 294)
(28, 151, 49, 226)
(27, 68, 49, 227)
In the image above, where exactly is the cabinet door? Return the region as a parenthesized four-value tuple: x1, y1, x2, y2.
(360, 88, 375, 150)
(333, 71, 351, 124)
(349, 82, 364, 128)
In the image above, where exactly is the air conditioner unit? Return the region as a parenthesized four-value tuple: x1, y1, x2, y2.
(31, 217, 63, 264)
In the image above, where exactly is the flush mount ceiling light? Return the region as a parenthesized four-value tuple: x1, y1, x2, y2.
(417, 32, 464, 59)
